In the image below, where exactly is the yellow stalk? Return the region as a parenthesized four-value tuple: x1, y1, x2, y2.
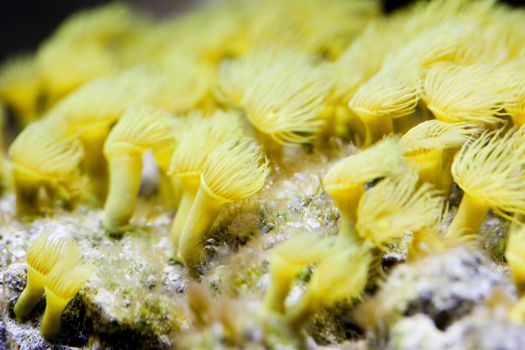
(393, 110, 422, 135)
(103, 152, 143, 233)
(40, 289, 70, 339)
(78, 124, 110, 202)
(263, 254, 297, 313)
(505, 224, 525, 294)
(401, 120, 480, 192)
(178, 187, 225, 272)
(446, 193, 489, 238)
(176, 137, 269, 274)
(12, 165, 42, 216)
(13, 267, 46, 321)
(41, 259, 93, 339)
(323, 137, 406, 239)
(171, 176, 200, 253)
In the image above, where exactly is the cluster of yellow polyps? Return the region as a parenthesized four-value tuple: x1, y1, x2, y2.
(265, 170, 446, 330)
(1, 0, 525, 337)
(14, 231, 93, 339)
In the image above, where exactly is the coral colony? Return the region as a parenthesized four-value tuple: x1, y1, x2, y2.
(2, 0, 525, 347)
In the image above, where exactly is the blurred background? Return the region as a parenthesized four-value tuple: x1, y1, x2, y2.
(0, 0, 523, 62)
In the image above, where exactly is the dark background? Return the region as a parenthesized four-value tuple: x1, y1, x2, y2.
(0, 0, 523, 63)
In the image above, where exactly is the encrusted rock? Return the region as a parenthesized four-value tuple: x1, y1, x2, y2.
(366, 247, 516, 334)
(389, 308, 525, 350)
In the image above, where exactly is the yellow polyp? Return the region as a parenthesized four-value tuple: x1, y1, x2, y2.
(285, 243, 371, 330)
(171, 176, 200, 253)
(349, 67, 419, 147)
(241, 57, 330, 149)
(263, 234, 333, 314)
(446, 193, 489, 238)
(505, 224, 525, 293)
(157, 171, 182, 211)
(177, 138, 269, 274)
(102, 106, 176, 232)
(323, 137, 407, 239)
(422, 63, 515, 126)
(178, 187, 225, 272)
(356, 174, 445, 248)
(169, 112, 244, 252)
(9, 119, 84, 216)
(14, 231, 81, 321)
(449, 128, 525, 237)
(103, 152, 142, 233)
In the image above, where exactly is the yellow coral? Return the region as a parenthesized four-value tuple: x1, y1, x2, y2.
(448, 128, 525, 237)
(242, 57, 330, 153)
(349, 66, 420, 146)
(37, 3, 144, 101)
(356, 174, 445, 249)
(178, 137, 269, 273)
(14, 231, 81, 321)
(8, 119, 84, 216)
(422, 63, 515, 125)
(323, 137, 406, 240)
(51, 66, 167, 200)
(168, 111, 244, 253)
(103, 106, 175, 233)
(215, 46, 306, 107)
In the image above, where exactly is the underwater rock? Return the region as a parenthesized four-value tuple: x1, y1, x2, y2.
(389, 309, 525, 350)
(367, 247, 516, 335)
